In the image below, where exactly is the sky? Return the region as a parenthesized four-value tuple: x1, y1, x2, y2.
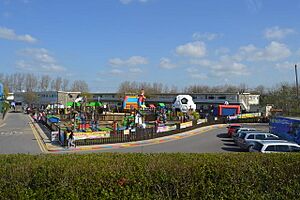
(1, 0, 300, 92)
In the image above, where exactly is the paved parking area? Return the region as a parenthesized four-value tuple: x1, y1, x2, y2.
(0, 112, 41, 154)
(77, 124, 269, 153)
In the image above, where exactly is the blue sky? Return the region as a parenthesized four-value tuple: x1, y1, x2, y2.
(1, 0, 300, 92)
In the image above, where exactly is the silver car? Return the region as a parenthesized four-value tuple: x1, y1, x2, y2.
(232, 129, 260, 144)
(237, 132, 279, 151)
(250, 140, 300, 153)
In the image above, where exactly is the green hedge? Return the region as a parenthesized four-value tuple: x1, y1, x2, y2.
(1, 153, 300, 199)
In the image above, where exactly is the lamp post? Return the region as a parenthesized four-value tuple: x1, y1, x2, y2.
(295, 64, 299, 111)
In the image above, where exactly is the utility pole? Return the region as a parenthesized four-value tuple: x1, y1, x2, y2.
(295, 64, 299, 100)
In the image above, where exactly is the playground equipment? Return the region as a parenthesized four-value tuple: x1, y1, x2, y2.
(172, 95, 196, 113)
(123, 89, 147, 111)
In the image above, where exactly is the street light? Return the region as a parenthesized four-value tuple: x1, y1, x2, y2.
(295, 64, 299, 100)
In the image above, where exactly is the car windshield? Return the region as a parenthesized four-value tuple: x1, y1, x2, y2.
(240, 132, 247, 139)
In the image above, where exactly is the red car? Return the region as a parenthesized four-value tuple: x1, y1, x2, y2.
(227, 124, 242, 137)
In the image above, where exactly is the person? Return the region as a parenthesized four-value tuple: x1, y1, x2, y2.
(68, 130, 76, 148)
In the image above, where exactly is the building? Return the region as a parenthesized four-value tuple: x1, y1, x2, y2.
(10, 91, 260, 113)
(91, 92, 260, 113)
(12, 91, 81, 108)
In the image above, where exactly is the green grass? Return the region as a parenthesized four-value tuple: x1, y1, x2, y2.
(0, 153, 300, 199)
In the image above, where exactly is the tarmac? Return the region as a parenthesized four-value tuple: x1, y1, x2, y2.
(28, 115, 228, 153)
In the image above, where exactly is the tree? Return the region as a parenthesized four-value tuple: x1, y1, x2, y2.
(25, 73, 38, 92)
(39, 75, 51, 91)
(51, 77, 62, 91)
(23, 92, 38, 105)
(70, 80, 89, 92)
(61, 78, 69, 91)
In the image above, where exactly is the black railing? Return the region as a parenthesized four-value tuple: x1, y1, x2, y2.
(52, 116, 267, 147)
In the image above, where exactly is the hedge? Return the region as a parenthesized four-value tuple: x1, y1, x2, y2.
(0, 153, 300, 199)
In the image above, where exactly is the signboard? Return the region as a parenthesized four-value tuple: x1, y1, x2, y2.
(197, 119, 207, 124)
(228, 113, 261, 120)
(180, 121, 193, 129)
(157, 125, 177, 133)
(51, 131, 59, 142)
(72, 131, 110, 140)
(0, 83, 3, 97)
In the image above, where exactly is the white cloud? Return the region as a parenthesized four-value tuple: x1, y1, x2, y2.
(120, 0, 148, 4)
(210, 62, 249, 77)
(190, 73, 208, 79)
(129, 67, 143, 73)
(264, 26, 295, 40)
(275, 61, 299, 70)
(16, 48, 66, 73)
(215, 47, 230, 55)
(192, 32, 221, 41)
(109, 56, 148, 67)
(110, 69, 123, 75)
(190, 59, 211, 67)
(0, 26, 37, 43)
(176, 41, 206, 57)
(236, 41, 291, 62)
(159, 57, 176, 69)
(186, 68, 208, 80)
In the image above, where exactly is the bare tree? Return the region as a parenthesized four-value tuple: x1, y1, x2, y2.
(61, 78, 69, 91)
(39, 75, 51, 91)
(25, 73, 38, 92)
(51, 77, 62, 91)
(70, 80, 89, 92)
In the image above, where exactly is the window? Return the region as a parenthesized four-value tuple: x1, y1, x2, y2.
(265, 145, 275, 151)
(266, 135, 278, 139)
(276, 145, 290, 152)
(255, 135, 266, 140)
(290, 146, 300, 152)
(247, 134, 254, 139)
(218, 96, 226, 100)
(208, 96, 214, 99)
(240, 132, 247, 139)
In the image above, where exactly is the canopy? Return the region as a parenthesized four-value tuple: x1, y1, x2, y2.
(66, 102, 81, 107)
(158, 103, 165, 107)
(88, 102, 103, 107)
(149, 104, 156, 108)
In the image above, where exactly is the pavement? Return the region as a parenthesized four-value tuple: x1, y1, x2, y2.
(1, 113, 268, 154)
(31, 121, 268, 153)
(29, 116, 228, 153)
(0, 112, 41, 154)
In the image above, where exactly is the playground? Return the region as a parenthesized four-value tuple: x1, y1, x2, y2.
(36, 89, 201, 146)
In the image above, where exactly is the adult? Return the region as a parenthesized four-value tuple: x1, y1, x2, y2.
(68, 130, 76, 148)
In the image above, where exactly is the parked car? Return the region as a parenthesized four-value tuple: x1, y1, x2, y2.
(237, 132, 280, 151)
(232, 129, 260, 144)
(227, 124, 242, 137)
(250, 140, 300, 153)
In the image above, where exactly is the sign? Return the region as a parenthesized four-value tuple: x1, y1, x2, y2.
(72, 131, 110, 140)
(180, 121, 193, 129)
(157, 125, 177, 133)
(197, 119, 207, 124)
(124, 129, 130, 135)
(0, 83, 3, 97)
(51, 131, 59, 142)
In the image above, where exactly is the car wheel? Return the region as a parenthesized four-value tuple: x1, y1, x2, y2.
(248, 145, 254, 152)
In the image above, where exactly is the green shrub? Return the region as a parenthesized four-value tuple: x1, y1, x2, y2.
(0, 153, 300, 199)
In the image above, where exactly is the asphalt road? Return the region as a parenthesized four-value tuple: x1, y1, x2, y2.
(0, 112, 42, 154)
(80, 124, 269, 153)
(0, 112, 268, 154)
